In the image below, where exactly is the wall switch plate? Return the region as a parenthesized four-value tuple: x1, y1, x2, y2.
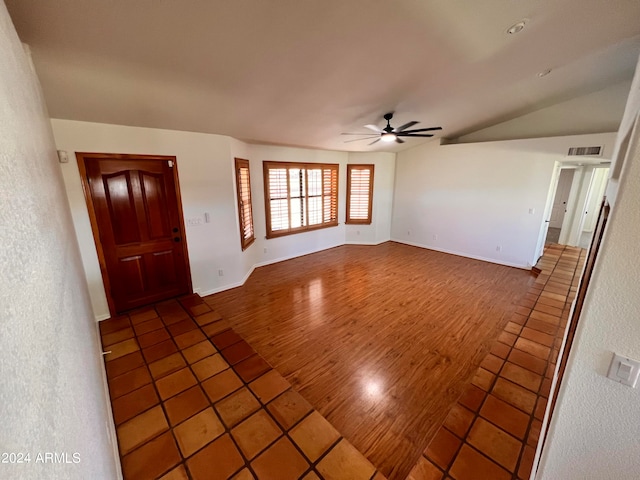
(607, 353, 640, 387)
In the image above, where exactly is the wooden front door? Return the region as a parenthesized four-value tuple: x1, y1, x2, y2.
(78, 153, 192, 314)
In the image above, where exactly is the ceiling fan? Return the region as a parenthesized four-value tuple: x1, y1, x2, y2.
(342, 112, 442, 145)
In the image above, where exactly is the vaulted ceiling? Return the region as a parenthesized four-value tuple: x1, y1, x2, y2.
(6, 0, 640, 152)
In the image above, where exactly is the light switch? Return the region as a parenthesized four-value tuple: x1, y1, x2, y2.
(607, 353, 640, 387)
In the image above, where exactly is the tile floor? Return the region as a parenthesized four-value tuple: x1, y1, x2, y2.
(100, 294, 386, 480)
(406, 244, 586, 480)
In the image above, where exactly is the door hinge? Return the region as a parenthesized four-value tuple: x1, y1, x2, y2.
(168, 160, 174, 168)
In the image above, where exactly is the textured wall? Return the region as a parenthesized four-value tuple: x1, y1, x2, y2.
(0, 4, 119, 479)
(538, 57, 640, 479)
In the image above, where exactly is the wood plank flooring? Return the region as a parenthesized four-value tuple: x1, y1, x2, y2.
(203, 242, 535, 479)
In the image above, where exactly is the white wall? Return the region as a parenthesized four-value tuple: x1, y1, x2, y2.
(538, 56, 640, 480)
(345, 152, 396, 245)
(0, 5, 119, 479)
(391, 133, 616, 269)
(51, 120, 395, 319)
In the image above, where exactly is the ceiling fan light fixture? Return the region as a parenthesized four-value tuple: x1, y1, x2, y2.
(506, 20, 526, 35)
(381, 132, 397, 143)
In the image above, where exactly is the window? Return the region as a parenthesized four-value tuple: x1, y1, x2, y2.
(263, 161, 338, 238)
(346, 164, 374, 224)
(234, 158, 255, 250)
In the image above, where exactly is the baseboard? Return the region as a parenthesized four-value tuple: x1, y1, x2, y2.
(344, 239, 389, 245)
(390, 238, 531, 270)
(96, 312, 111, 322)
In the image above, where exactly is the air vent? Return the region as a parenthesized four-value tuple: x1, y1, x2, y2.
(567, 146, 602, 157)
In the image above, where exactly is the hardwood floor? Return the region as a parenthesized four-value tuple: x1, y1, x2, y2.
(204, 242, 535, 479)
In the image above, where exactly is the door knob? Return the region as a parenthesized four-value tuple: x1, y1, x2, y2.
(174, 237, 181, 242)
(172, 227, 179, 233)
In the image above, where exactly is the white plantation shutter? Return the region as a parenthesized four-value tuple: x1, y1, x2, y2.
(263, 161, 339, 238)
(234, 158, 255, 250)
(346, 165, 374, 224)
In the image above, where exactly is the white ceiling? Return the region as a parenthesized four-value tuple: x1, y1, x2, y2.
(6, 0, 640, 152)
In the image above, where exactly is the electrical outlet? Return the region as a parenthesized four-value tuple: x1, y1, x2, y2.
(218, 269, 224, 276)
(356, 230, 360, 235)
(433, 234, 438, 241)
(263, 248, 267, 254)
(407, 230, 411, 236)
(528, 208, 535, 215)
(496, 245, 502, 252)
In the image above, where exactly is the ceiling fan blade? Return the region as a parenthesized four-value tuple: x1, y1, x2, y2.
(343, 136, 379, 143)
(394, 121, 419, 132)
(396, 137, 405, 144)
(398, 127, 442, 134)
(364, 124, 383, 133)
(396, 133, 434, 137)
(341, 133, 380, 135)
(368, 138, 381, 145)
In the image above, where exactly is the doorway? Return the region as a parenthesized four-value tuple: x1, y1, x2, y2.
(77, 153, 192, 314)
(546, 168, 575, 244)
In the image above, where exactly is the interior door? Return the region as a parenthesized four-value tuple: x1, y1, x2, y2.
(78, 153, 191, 313)
(549, 169, 575, 228)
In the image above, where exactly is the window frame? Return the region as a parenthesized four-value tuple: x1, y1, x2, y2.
(263, 161, 339, 239)
(345, 164, 374, 225)
(234, 157, 255, 251)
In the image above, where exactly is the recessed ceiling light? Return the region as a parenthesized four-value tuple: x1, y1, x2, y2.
(506, 21, 526, 35)
(538, 69, 552, 77)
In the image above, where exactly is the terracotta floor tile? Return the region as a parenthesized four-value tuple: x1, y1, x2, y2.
(532, 302, 563, 317)
(191, 353, 229, 381)
(504, 321, 523, 335)
(138, 328, 171, 349)
(194, 310, 223, 327)
(527, 419, 542, 446)
(149, 352, 187, 380)
(112, 383, 159, 425)
(490, 341, 511, 359)
(167, 318, 199, 337)
(179, 293, 202, 307)
(215, 387, 261, 427)
(231, 410, 283, 460)
(251, 437, 309, 480)
(518, 445, 536, 480)
(480, 395, 529, 440)
(174, 329, 207, 349)
(514, 306, 531, 316)
(530, 309, 562, 325)
(535, 296, 565, 310)
(164, 385, 210, 426)
(121, 431, 181, 480)
(510, 313, 528, 326)
(535, 396, 548, 420)
(211, 329, 244, 349)
(117, 405, 169, 455)
(520, 327, 555, 347)
(290, 410, 340, 462)
(99, 315, 131, 335)
(235, 355, 271, 383)
(202, 368, 244, 403)
(406, 457, 443, 480)
(202, 320, 232, 338)
(249, 369, 291, 404)
(500, 363, 543, 392)
(162, 311, 190, 326)
(497, 331, 517, 346)
(471, 368, 495, 392)
(187, 434, 244, 480)
(106, 351, 145, 379)
(514, 337, 551, 361)
(525, 317, 558, 335)
(232, 468, 256, 480)
(540, 291, 566, 302)
(105, 338, 140, 361)
(467, 418, 522, 471)
(491, 378, 537, 414)
(174, 407, 226, 457)
(188, 303, 212, 317)
(221, 340, 257, 365)
(424, 427, 461, 470)
(102, 327, 135, 347)
(449, 444, 511, 480)
(134, 317, 165, 336)
(442, 404, 475, 438)
(458, 384, 486, 413)
(182, 340, 218, 364)
(267, 389, 313, 430)
(316, 439, 375, 480)
(480, 354, 504, 374)
(130, 308, 159, 325)
(142, 339, 178, 363)
(508, 349, 547, 376)
(109, 366, 152, 399)
(156, 368, 198, 400)
(159, 464, 189, 480)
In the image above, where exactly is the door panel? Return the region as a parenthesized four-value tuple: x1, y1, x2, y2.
(79, 153, 191, 313)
